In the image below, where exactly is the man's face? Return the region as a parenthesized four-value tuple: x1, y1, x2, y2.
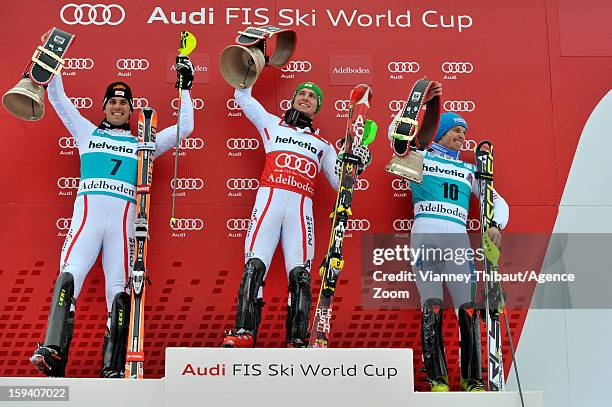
(104, 97, 131, 126)
(292, 88, 318, 118)
(438, 125, 467, 152)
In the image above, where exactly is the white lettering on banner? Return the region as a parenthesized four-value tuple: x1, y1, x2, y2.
(147, 6, 215, 24)
(278, 8, 316, 26)
(326, 10, 411, 27)
(225, 7, 270, 25)
(422, 10, 473, 32)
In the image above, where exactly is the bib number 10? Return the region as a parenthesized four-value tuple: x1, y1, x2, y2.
(443, 182, 459, 201)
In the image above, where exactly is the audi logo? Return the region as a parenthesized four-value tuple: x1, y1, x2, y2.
(170, 218, 204, 231)
(226, 138, 259, 150)
(226, 99, 242, 111)
(132, 98, 149, 109)
(466, 219, 481, 231)
(334, 99, 350, 112)
(347, 219, 371, 231)
(391, 179, 411, 191)
(443, 100, 476, 112)
(116, 58, 150, 71)
(281, 61, 312, 73)
(388, 100, 406, 113)
(387, 62, 420, 73)
(180, 138, 204, 150)
(172, 97, 204, 110)
(335, 139, 343, 150)
(58, 137, 77, 149)
(441, 62, 474, 74)
(226, 218, 250, 231)
(70, 97, 93, 109)
(461, 139, 477, 151)
(226, 178, 259, 190)
(275, 153, 317, 179)
(355, 178, 370, 191)
(64, 58, 94, 70)
(279, 99, 292, 111)
(57, 177, 80, 189)
(170, 178, 204, 190)
(393, 219, 413, 231)
(60, 3, 125, 26)
(56, 218, 72, 230)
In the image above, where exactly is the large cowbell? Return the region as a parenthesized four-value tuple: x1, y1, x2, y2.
(219, 26, 296, 89)
(3, 27, 75, 121)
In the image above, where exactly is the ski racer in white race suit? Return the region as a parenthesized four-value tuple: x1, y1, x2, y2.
(391, 105, 510, 392)
(30, 57, 195, 378)
(223, 82, 372, 348)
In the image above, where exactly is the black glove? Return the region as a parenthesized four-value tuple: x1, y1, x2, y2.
(175, 55, 194, 90)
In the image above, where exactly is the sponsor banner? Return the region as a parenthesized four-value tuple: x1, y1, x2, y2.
(329, 55, 372, 86)
(165, 348, 413, 407)
(167, 52, 210, 84)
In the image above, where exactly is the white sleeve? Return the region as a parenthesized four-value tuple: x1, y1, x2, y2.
(471, 177, 510, 230)
(234, 87, 275, 136)
(47, 75, 96, 147)
(321, 143, 340, 191)
(155, 90, 194, 156)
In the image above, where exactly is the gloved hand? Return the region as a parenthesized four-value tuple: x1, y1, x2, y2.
(482, 230, 500, 267)
(175, 55, 194, 90)
(335, 141, 373, 177)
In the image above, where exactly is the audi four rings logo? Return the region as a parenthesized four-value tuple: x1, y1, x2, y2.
(335, 139, 343, 150)
(64, 58, 94, 70)
(334, 100, 350, 112)
(116, 59, 150, 70)
(70, 97, 93, 109)
(442, 62, 474, 74)
(226, 218, 250, 231)
(282, 61, 312, 73)
(226, 178, 259, 190)
(170, 218, 204, 231)
(466, 219, 481, 231)
(355, 178, 370, 191)
(387, 62, 420, 73)
(226, 99, 241, 110)
(173, 98, 204, 110)
(170, 178, 204, 190)
(279, 99, 292, 111)
(56, 218, 72, 230)
(347, 219, 371, 231)
(275, 153, 318, 179)
(391, 179, 411, 191)
(461, 139, 477, 151)
(226, 138, 259, 150)
(180, 138, 204, 150)
(393, 219, 413, 231)
(58, 137, 77, 149)
(60, 4, 125, 26)
(132, 98, 149, 109)
(388, 100, 406, 112)
(57, 177, 80, 189)
(444, 101, 476, 112)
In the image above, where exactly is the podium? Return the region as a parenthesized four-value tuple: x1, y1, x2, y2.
(0, 348, 542, 407)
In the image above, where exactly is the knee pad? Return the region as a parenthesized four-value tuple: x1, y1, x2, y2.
(101, 292, 131, 376)
(235, 259, 266, 331)
(286, 266, 312, 343)
(44, 272, 76, 352)
(421, 298, 447, 379)
(458, 302, 482, 380)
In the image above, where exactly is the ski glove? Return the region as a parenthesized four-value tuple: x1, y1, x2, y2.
(482, 231, 500, 267)
(175, 55, 194, 90)
(334, 143, 373, 178)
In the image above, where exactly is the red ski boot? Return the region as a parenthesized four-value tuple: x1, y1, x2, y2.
(222, 329, 255, 348)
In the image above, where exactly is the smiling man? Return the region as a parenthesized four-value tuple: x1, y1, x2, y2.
(222, 81, 371, 348)
(30, 56, 195, 378)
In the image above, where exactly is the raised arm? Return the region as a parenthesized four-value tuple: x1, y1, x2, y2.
(234, 87, 276, 135)
(155, 90, 194, 156)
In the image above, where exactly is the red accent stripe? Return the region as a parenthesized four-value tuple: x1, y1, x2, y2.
(63, 195, 88, 264)
(249, 188, 274, 252)
(263, 127, 271, 141)
(299, 195, 307, 262)
(122, 202, 130, 282)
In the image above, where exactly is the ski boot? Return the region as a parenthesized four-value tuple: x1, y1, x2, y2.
(461, 377, 485, 392)
(428, 375, 450, 392)
(222, 329, 255, 348)
(30, 345, 68, 377)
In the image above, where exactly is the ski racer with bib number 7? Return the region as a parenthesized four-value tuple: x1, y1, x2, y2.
(30, 56, 195, 378)
(222, 81, 372, 348)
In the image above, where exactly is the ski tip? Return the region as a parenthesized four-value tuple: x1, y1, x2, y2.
(350, 84, 373, 104)
(179, 31, 197, 56)
(475, 140, 493, 154)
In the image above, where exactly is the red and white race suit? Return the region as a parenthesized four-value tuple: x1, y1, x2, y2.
(234, 88, 339, 277)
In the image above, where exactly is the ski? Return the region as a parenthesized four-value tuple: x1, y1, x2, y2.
(309, 84, 375, 348)
(125, 107, 158, 379)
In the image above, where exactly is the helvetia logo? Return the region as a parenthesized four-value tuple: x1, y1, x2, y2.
(182, 363, 226, 376)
